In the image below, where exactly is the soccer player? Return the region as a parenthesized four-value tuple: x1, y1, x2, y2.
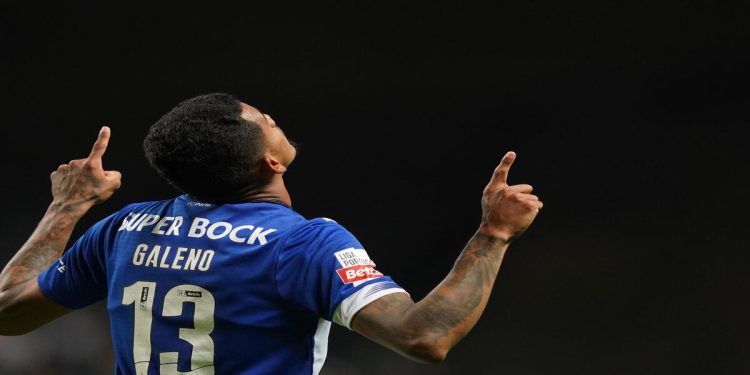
(0, 93, 543, 374)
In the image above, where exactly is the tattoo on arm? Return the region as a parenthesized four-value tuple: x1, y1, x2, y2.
(0, 207, 81, 292)
(355, 233, 509, 355)
(405, 233, 508, 342)
(3, 244, 60, 289)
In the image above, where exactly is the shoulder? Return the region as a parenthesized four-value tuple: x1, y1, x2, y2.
(275, 216, 362, 257)
(94, 200, 164, 225)
(118, 197, 178, 213)
(300, 216, 347, 230)
(284, 217, 355, 242)
(97, 197, 180, 231)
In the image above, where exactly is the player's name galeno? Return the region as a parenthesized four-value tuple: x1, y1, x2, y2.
(132, 243, 214, 271)
(118, 213, 277, 246)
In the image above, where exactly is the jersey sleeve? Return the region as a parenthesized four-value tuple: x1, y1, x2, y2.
(37, 212, 121, 309)
(275, 218, 408, 329)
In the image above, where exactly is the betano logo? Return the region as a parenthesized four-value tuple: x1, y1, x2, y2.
(336, 265, 383, 284)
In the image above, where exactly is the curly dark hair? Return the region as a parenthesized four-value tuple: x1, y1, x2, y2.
(143, 93, 266, 202)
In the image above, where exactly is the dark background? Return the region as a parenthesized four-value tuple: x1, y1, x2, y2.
(1, 2, 748, 374)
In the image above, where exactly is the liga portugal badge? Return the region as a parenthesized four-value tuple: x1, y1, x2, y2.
(334, 248, 384, 286)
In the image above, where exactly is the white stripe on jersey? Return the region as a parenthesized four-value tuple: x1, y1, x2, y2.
(312, 319, 331, 375)
(332, 282, 410, 330)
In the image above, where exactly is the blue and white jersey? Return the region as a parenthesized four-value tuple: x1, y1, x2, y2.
(38, 195, 407, 375)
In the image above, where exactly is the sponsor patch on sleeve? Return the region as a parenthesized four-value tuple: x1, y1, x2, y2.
(334, 248, 384, 286)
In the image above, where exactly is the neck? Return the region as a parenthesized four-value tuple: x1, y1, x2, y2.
(199, 174, 292, 207)
(241, 174, 292, 206)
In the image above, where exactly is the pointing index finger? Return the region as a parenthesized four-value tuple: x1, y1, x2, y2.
(88, 126, 111, 162)
(491, 151, 516, 186)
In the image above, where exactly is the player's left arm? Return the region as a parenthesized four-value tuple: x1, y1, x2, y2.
(351, 152, 541, 363)
(0, 127, 121, 335)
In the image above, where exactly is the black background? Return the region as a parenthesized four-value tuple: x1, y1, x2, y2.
(1, 2, 748, 374)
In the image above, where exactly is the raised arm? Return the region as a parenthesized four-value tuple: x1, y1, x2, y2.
(0, 127, 121, 335)
(351, 151, 543, 363)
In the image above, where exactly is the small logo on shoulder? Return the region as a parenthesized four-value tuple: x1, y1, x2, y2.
(187, 202, 214, 208)
(337, 265, 384, 284)
(334, 248, 383, 285)
(56, 259, 66, 274)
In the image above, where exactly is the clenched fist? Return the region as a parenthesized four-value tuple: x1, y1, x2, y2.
(50, 126, 122, 214)
(479, 151, 543, 242)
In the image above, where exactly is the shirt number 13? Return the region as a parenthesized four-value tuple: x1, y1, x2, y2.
(122, 281, 215, 374)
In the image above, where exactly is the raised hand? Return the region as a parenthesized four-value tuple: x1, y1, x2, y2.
(50, 126, 122, 213)
(479, 151, 543, 242)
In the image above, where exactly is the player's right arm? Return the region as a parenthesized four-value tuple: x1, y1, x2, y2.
(351, 151, 543, 363)
(0, 127, 121, 335)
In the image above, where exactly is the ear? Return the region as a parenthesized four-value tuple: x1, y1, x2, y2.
(262, 153, 287, 174)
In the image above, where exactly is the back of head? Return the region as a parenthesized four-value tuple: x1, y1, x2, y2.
(143, 93, 266, 202)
